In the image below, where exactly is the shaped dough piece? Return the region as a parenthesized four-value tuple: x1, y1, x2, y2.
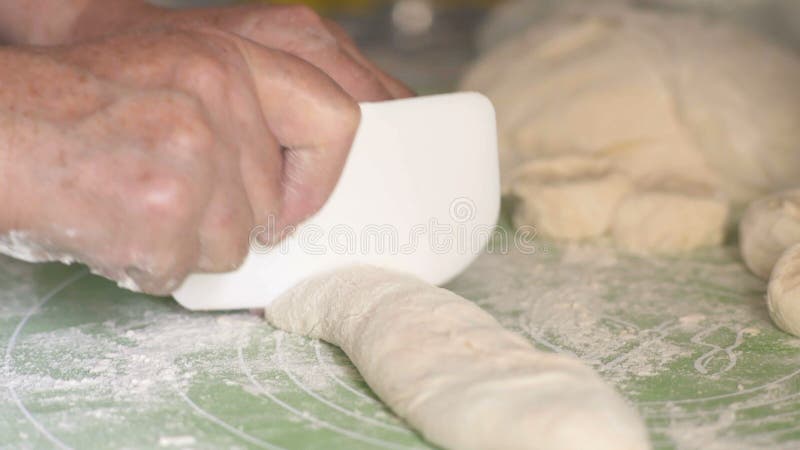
(462, 6, 800, 207)
(509, 156, 633, 240)
(767, 244, 800, 337)
(612, 185, 729, 254)
(740, 189, 800, 279)
(264, 266, 650, 450)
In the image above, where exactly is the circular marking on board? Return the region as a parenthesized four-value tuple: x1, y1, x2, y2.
(173, 386, 286, 450)
(4, 269, 287, 450)
(4, 270, 88, 450)
(237, 343, 418, 450)
(313, 339, 382, 405)
(275, 338, 410, 433)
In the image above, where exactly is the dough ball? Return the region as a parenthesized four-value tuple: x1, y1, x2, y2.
(611, 185, 729, 254)
(767, 243, 800, 337)
(640, 0, 800, 52)
(508, 156, 633, 240)
(476, 0, 630, 52)
(740, 189, 800, 279)
(461, 6, 800, 205)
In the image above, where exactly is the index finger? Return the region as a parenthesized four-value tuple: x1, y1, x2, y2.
(237, 39, 361, 233)
(323, 18, 416, 99)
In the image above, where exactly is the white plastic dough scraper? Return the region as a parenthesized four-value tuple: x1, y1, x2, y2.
(173, 92, 500, 310)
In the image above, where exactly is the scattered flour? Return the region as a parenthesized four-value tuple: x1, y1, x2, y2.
(5, 311, 265, 403)
(0, 231, 145, 293)
(3, 242, 800, 449)
(157, 435, 196, 447)
(448, 241, 800, 449)
(0, 231, 75, 266)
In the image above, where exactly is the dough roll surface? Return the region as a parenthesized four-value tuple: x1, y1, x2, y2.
(264, 266, 650, 450)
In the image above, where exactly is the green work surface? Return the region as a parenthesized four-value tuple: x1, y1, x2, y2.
(3, 240, 800, 449)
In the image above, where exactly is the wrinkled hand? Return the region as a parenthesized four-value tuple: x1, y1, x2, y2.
(0, 26, 360, 294)
(71, 2, 414, 101)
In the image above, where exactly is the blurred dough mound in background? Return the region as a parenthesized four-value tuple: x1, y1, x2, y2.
(461, 0, 800, 253)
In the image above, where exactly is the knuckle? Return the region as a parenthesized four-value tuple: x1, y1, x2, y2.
(158, 95, 215, 155)
(133, 167, 197, 221)
(126, 265, 185, 296)
(176, 51, 232, 93)
(283, 5, 323, 27)
(115, 235, 196, 295)
(331, 99, 361, 144)
(248, 6, 335, 52)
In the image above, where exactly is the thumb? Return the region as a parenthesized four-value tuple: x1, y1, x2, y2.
(238, 40, 361, 233)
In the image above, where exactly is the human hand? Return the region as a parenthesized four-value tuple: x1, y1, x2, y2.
(0, 0, 413, 101)
(0, 26, 360, 294)
(132, 3, 414, 100)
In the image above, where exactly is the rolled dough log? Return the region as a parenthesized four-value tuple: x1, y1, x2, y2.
(767, 244, 800, 337)
(740, 189, 800, 279)
(264, 266, 650, 450)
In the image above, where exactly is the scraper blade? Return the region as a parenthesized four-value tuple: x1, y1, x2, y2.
(173, 92, 499, 310)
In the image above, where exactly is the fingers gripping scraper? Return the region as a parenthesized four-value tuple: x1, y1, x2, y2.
(173, 92, 500, 310)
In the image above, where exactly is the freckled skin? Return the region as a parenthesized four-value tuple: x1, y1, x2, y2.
(0, 0, 413, 295)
